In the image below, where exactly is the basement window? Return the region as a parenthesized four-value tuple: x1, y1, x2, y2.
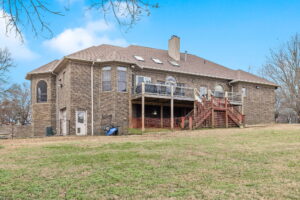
(169, 60, 180, 67)
(152, 58, 163, 64)
(133, 55, 145, 61)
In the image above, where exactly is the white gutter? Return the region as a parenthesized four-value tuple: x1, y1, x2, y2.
(91, 61, 95, 136)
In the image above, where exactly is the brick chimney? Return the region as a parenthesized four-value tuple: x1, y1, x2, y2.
(168, 35, 180, 61)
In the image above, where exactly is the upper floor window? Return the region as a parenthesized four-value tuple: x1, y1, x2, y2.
(214, 84, 224, 98)
(37, 80, 47, 103)
(242, 87, 247, 97)
(117, 67, 127, 92)
(165, 76, 177, 86)
(136, 75, 151, 86)
(199, 86, 208, 97)
(102, 67, 112, 91)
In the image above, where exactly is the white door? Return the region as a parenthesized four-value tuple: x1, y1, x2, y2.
(76, 111, 87, 136)
(60, 109, 67, 136)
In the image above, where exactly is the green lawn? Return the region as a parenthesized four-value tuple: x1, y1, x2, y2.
(0, 125, 300, 199)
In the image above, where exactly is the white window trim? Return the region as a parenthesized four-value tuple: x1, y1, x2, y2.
(136, 75, 152, 86)
(117, 66, 128, 93)
(242, 87, 247, 97)
(102, 66, 112, 92)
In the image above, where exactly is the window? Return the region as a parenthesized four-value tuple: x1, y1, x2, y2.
(133, 55, 145, 61)
(136, 75, 151, 85)
(175, 83, 185, 96)
(165, 76, 177, 86)
(37, 80, 47, 103)
(77, 112, 84, 123)
(117, 67, 127, 92)
(169, 60, 180, 67)
(214, 85, 224, 98)
(157, 80, 165, 85)
(199, 86, 208, 97)
(242, 87, 247, 97)
(152, 58, 163, 64)
(102, 67, 111, 91)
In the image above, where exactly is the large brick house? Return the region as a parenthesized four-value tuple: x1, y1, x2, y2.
(26, 36, 277, 136)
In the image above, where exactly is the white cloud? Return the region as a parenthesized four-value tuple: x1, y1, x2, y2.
(43, 19, 127, 55)
(0, 10, 38, 61)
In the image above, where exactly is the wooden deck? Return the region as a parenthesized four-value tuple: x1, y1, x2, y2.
(130, 83, 244, 131)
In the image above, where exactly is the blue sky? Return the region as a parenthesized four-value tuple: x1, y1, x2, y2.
(2, 0, 300, 84)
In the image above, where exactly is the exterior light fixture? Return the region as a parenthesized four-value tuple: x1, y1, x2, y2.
(152, 110, 157, 116)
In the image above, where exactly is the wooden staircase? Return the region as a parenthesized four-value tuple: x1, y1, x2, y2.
(181, 90, 245, 129)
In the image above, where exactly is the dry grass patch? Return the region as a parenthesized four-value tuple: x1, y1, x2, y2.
(0, 124, 300, 199)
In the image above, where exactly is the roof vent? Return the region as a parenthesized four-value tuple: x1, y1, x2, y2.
(133, 55, 145, 61)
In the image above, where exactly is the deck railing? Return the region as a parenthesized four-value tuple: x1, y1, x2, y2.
(134, 83, 243, 105)
(134, 83, 195, 100)
(227, 92, 243, 105)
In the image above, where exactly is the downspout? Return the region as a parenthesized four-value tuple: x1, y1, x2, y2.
(91, 61, 95, 136)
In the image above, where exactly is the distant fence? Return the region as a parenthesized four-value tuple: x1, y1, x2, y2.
(0, 124, 33, 139)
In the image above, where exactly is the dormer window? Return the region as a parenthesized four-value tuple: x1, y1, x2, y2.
(169, 60, 180, 67)
(152, 58, 163, 64)
(134, 55, 145, 61)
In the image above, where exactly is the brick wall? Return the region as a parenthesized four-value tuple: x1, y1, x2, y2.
(30, 60, 276, 136)
(31, 74, 56, 136)
(235, 82, 275, 125)
(134, 69, 230, 91)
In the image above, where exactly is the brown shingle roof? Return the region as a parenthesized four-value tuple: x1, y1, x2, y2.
(28, 59, 59, 74)
(26, 44, 277, 86)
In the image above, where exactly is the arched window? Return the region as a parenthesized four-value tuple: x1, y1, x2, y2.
(37, 80, 47, 103)
(165, 76, 177, 86)
(214, 84, 224, 98)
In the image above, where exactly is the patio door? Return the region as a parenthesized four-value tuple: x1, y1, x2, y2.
(76, 111, 87, 136)
(60, 109, 67, 136)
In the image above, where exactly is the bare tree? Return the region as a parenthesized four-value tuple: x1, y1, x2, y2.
(0, 48, 13, 95)
(1, 0, 159, 41)
(0, 83, 31, 125)
(90, 0, 159, 30)
(262, 34, 300, 122)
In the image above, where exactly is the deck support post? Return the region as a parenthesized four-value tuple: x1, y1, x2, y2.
(142, 82, 145, 132)
(241, 93, 245, 115)
(211, 96, 214, 128)
(189, 116, 193, 130)
(225, 92, 228, 128)
(171, 86, 174, 130)
(129, 100, 132, 128)
(160, 105, 163, 128)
